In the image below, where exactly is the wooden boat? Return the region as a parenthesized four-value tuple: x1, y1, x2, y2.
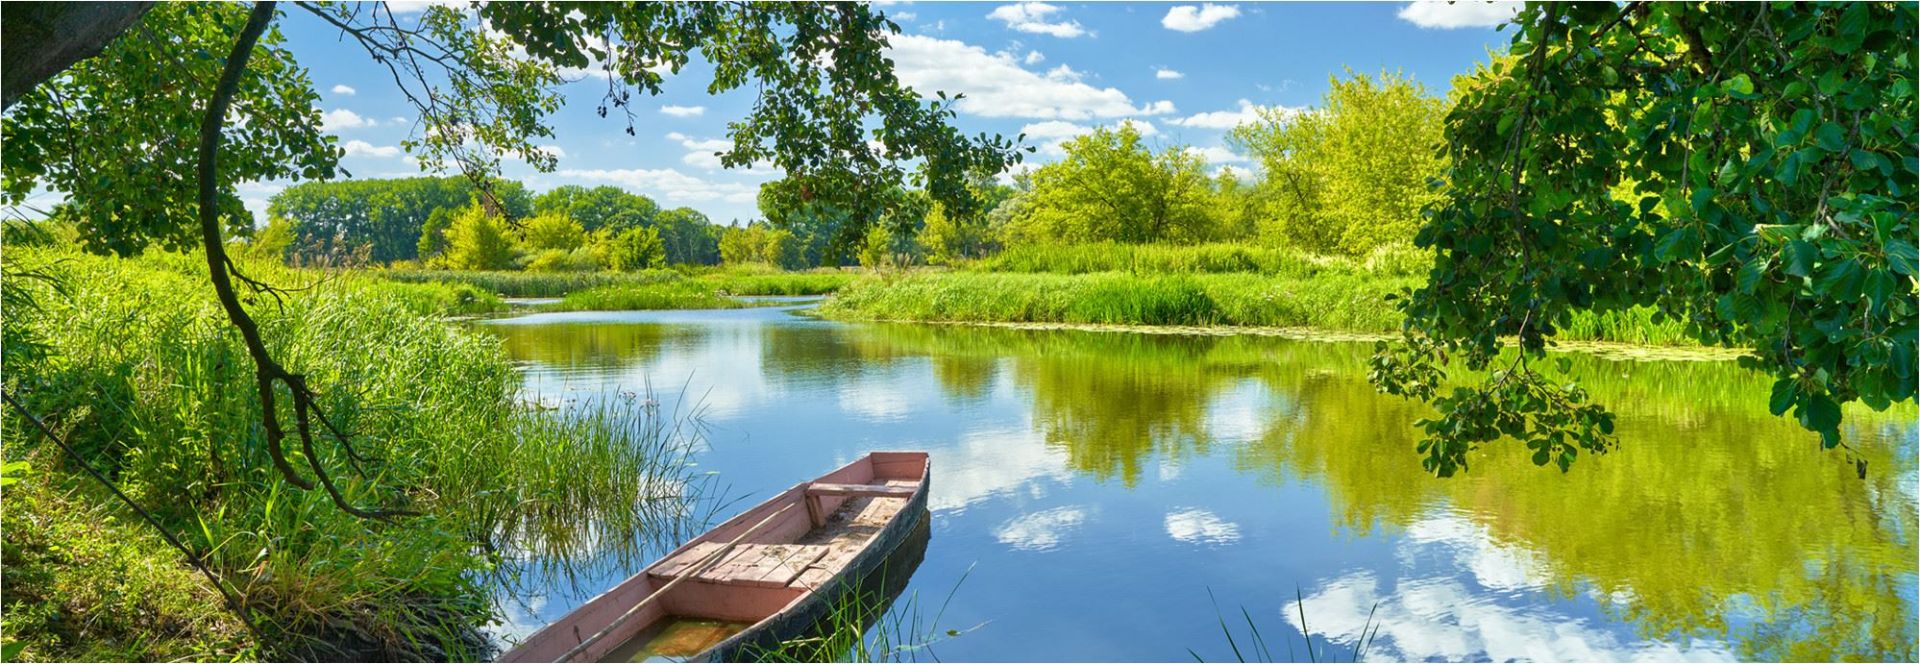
(502, 451, 933, 663)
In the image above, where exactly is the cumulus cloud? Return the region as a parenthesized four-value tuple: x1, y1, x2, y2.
(660, 104, 706, 117)
(320, 109, 376, 132)
(1165, 508, 1242, 545)
(1020, 118, 1158, 156)
(1156, 68, 1185, 80)
(1396, 1, 1522, 29)
(888, 35, 1173, 120)
(1168, 99, 1293, 129)
(1185, 145, 1249, 165)
(341, 140, 402, 158)
(1162, 4, 1241, 32)
(988, 2, 1089, 38)
(1023, 50, 1046, 65)
(994, 506, 1090, 551)
(330, 84, 357, 96)
(557, 167, 758, 204)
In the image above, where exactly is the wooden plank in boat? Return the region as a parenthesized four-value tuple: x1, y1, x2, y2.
(808, 482, 916, 498)
(652, 542, 729, 578)
(696, 544, 828, 588)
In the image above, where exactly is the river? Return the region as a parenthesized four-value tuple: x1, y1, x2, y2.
(477, 302, 1917, 662)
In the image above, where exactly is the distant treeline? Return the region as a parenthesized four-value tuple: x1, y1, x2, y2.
(255, 177, 724, 268)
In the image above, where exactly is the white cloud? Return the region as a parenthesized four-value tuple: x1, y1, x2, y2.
(320, 109, 376, 132)
(1019, 120, 1091, 140)
(341, 140, 402, 158)
(1168, 98, 1292, 129)
(1165, 508, 1241, 545)
(1023, 50, 1046, 65)
(987, 2, 1089, 38)
(556, 167, 758, 204)
(1185, 145, 1248, 164)
(1021, 118, 1158, 156)
(887, 34, 1173, 120)
(330, 84, 357, 96)
(892, 11, 917, 21)
(533, 145, 566, 159)
(660, 105, 706, 118)
(993, 506, 1089, 551)
(1162, 4, 1241, 32)
(1396, 1, 1522, 29)
(1155, 68, 1185, 80)
(390, 116, 410, 125)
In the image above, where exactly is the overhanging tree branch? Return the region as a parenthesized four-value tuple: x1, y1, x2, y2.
(197, 0, 411, 520)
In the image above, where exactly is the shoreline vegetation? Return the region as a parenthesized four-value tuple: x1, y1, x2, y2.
(1, 246, 712, 661)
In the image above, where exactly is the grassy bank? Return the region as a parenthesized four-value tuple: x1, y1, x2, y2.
(1, 248, 705, 660)
(380, 267, 852, 312)
(821, 243, 1696, 347)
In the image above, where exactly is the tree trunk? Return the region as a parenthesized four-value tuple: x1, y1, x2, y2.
(2, 2, 154, 109)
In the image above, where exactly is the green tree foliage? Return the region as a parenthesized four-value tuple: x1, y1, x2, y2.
(1007, 123, 1216, 245)
(1370, 2, 1918, 476)
(519, 210, 587, 252)
(605, 226, 667, 271)
(719, 223, 803, 269)
(1230, 70, 1447, 254)
(919, 172, 1013, 265)
(653, 207, 721, 266)
(1, 3, 335, 257)
(270, 176, 531, 265)
(442, 205, 516, 271)
(533, 184, 658, 233)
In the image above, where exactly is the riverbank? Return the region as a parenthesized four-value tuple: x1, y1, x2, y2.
(1, 248, 705, 661)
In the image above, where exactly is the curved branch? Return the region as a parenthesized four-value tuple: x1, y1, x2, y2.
(197, 0, 411, 520)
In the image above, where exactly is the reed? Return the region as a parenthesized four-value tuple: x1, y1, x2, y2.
(819, 271, 1416, 333)
(2, 246, 709, 661)
(1192, 588, 1384, 663)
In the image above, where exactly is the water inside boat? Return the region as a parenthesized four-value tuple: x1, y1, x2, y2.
(599, 618, 753, 662)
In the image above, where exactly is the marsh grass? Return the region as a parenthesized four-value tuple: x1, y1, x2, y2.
(2, 247, 710, 661)
(746, 555, 977, 663)
(1194, 588, 1383, 663)
(820, 271, 1416, 333)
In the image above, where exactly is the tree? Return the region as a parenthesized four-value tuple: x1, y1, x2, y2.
(442, 205, 516, 271)
(719, 223, 802, 269)
(1009, 123, 1216, 244)
(605, 226, 667, 271)
(919, 171, 1012, 264)
(534, 185, 657, 233)
(653, 207, 721, 265)
(1370, 2, 1917, 477)
(519, 210, 587, 252)
(1230, 70, 1447, 254)
(4, 0, 1022, 519)
(269, 176, 529, 264)
(2, 2, 335, 257)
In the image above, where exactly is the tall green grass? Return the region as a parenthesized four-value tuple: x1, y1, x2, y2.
(378, 268, 684, 297)
(973, 242, 1432, 279)
(820, 271, 1416, 333)
(2, 247, 709, 660)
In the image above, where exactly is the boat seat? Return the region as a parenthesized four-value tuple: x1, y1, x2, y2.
(804, 482, 913, 527)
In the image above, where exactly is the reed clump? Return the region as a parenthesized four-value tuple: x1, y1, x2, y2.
(2, 246, 708, 661)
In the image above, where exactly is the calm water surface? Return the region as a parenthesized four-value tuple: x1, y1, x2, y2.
(478, 305, 1918, 662)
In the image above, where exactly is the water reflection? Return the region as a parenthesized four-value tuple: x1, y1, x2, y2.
(478, 311, 1918, 661)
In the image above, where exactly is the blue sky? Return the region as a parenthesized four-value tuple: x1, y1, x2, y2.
(255, 1, 1519, 225)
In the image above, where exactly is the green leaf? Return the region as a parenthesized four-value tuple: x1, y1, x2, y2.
(1736, 258, 1769, 293)
(1799, 391, 1842, 433)
(1784, 240, 1819, 277)
(1814, 122, 1848, 152)
(1769, 378, 1798, 416)
(1725, 73, 1755, 98)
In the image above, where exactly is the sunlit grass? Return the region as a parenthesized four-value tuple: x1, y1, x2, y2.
(2, 246, 710, 660)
